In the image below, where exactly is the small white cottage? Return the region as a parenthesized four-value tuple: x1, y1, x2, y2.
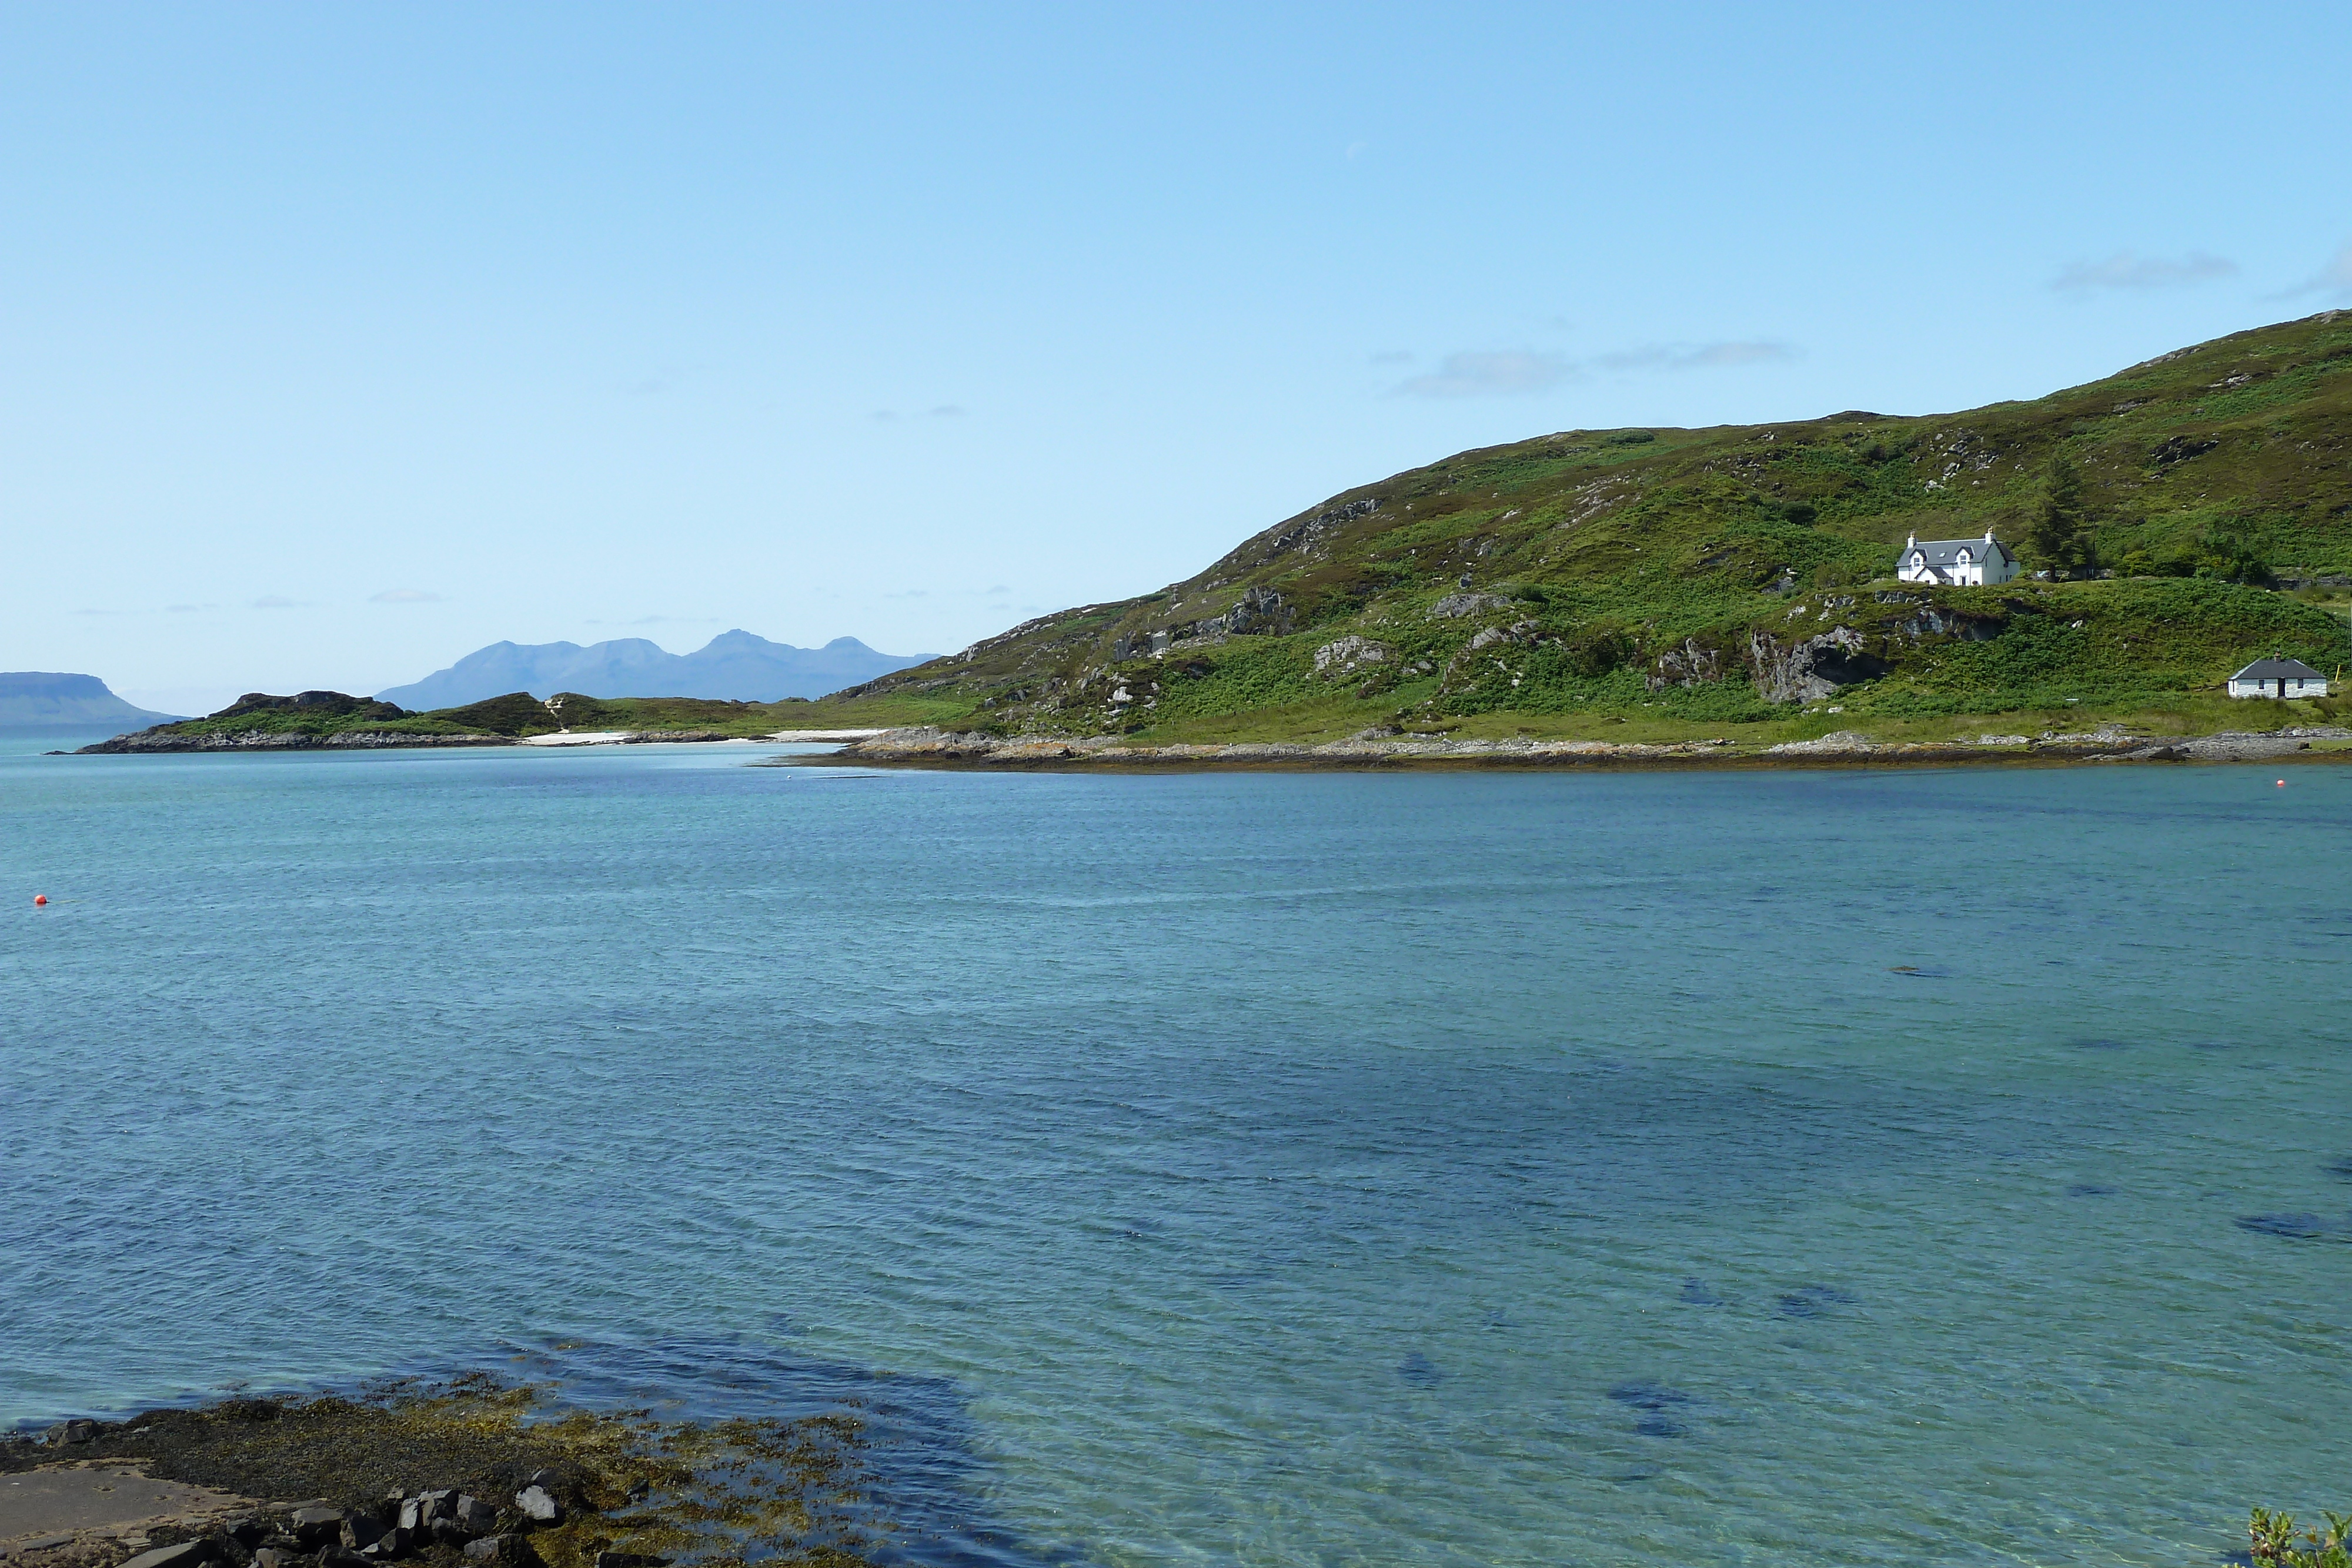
(2227, 658, 2330, 698)
(1895, 529, 2022, 586)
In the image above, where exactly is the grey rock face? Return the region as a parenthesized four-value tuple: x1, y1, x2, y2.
(1311, 636, 1389, 677)
(44, 1419, 97, 1445)
(455, 1496, 498, 1533)
(1747, 627, 1888, 703)
(1646, 638, 1723, 691)
(1428, 592, 1510, 619)
(120, 1544, 215, 1568)
(253, 1548, 302, 1568)
(416, 1492, 456, 1526)
(513, 1486, 562, 1524)
(341, 1515, 387, 1550)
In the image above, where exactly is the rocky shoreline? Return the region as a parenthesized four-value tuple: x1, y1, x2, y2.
(1, 1383, 877, 1568)
(808, 723, 2352, 770)
(2, 1425, 573, 1568)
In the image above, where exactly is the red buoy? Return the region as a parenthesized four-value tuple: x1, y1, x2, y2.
(32, 894, 46, 906)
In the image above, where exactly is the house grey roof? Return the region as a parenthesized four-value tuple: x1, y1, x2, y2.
(2231, 658, 2326, 680)
(1896, 536, 2018, 568)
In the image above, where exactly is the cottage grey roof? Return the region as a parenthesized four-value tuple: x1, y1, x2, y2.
(1896, 536, 2018, 568)
(2231, 657, 2325, 680)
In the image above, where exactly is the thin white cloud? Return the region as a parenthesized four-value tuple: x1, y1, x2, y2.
(927, 404, 965, 418)
(1396, 351, 1573, 397)
(250, 596, 303, 610)
(1595, 341, 1800, 372)
(2053, 252, 2237, 292)
(1395, 340, 1795, 396)
(2281, 242, 2352, 299)
(370, 589, 440, 604)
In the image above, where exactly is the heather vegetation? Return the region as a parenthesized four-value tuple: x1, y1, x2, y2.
(827, 312, 2352, 745)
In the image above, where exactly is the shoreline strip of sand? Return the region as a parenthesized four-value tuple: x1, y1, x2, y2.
(792, 724, 2352, 771)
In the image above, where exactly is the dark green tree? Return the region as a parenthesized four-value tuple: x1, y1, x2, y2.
(2195, 517, 2274, 585)
(2026, 453, 2098, 577)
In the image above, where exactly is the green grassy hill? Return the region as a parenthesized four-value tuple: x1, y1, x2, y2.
(823, 311, 2352, 745)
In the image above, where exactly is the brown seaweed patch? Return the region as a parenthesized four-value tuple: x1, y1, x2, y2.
(4, 1378, 891, 1567)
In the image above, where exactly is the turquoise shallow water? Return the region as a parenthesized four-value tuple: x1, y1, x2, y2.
(3, 737, 2348, 1566)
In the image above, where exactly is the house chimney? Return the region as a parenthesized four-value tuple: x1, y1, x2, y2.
(1984, 527, 1996, 542)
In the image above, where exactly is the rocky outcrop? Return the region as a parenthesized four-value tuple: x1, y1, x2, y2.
(2110, 729, 2334, 762)
(1110, 587, 1294, 660)
(1646, 639, 1724, 691)
(1248, 497, 1379, 563)
(1763, 730, 1877, 756)
(1746, 627, 1889, 703)
(1311, 637, 1389, 677)
(209, 693, 406, 722)
(1185, 587, 1291, 640)
(0, 1485, 562, 1568)
(1426, 592, 1511, 620)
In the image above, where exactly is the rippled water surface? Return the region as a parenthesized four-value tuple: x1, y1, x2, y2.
(4, 738, 2348, 1566)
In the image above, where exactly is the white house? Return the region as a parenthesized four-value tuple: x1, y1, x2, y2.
(1895, 529, 2022, 586)
(2227, 657, 2330, 698)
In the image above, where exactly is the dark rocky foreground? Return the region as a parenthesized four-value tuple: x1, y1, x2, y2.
(1, 1384, 875, 1568)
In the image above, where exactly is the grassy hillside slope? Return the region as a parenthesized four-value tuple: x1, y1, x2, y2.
(828, 312, 2352, 745)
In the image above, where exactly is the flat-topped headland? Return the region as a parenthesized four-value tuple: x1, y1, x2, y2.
(71, 692, 871, 754)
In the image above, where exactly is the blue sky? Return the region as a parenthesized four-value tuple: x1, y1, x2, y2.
(6, 2, 2350, 714)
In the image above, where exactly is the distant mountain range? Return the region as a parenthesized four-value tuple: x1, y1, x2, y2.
(0, 672, 185, 730)
(375, 630, 931, 709)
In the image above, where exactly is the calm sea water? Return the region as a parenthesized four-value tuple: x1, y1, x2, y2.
(3, 734, 2347, 1567)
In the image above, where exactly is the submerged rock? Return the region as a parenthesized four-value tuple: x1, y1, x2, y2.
(120, 1544, 215, 1568)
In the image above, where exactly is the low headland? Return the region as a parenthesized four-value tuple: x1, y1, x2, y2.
(69, 693, 881, 756)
